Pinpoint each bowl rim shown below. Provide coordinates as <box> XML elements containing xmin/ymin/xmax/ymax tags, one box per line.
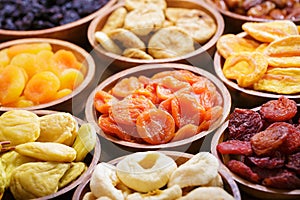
<box><xmin>4</xmin><ymin>110</ymin><xmax>101</xmax><ymax>200</ymax></box>
<box><xmin>85</xmin><ymin>63</ymin><xmax>231</xmax><ymax>149</ymax></box>
<box><xmin>211</xmin><ymin>109</ymin><xmax>300</xmax><ymax>198</ymax></box>
<box><xmin>72</xmin><ymin>150</ymin><xmax>241</xmax><ymax>200</ymax></box>
<box><xmin>0</xmin><ymin>37</ymin><xmax>96</xmax><ymax>112</ymax></box>
<box><xmin>205</xmin><ymin>0</ymin><xmax>300</xmax><ymax>23</ymax></box>
<box><xmin>0</xmin><ymin>0</ymin><xmax>117</xmax><ymax>36</ymax></box>
<box><xmin>213</xmin><ymin>32</ymin><xmax>300</xmax><ymax>100</ymax></box>
<box><xmin>87</xmin><ymin>0</ymin><xmax>225</xmax><ymax>64</ymax></box>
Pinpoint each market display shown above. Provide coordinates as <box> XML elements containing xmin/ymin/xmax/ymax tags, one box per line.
<box><xmin>216</xmin><ymin>97</ymin><xmax>300</xmax><ymax>190</ymax></box>
<box><xmin>211</xmin><ymin>0</ymin><xmax>300</xmax><ymax>20</ymax></box>
<box><xmin>0</xmin><ymin>42</ymin><xmax>85</xmax><ymax>107</ymax></box>
<box><xmin>94</xmin><ymin>0</ymin><xmax>217</xmax><ymax>59</ymax></box>
<box><xmin>94</xmin><ymin>69</ymin><xmax>224</xmax><ymax>144</ymax></box>
<box><xmin>84</xmin><ymin>151</ymin><xmax>235</xmax><ymax>200</ymax></box>
<box><xmin>217</xmin><ymin>20</ymin><xmax>300</xmax><ymax>94</ymax></box>
<box><xmin>0</xmin><ymin>110</ymin><xmax>97</xmax><ymax>199</ymax></box>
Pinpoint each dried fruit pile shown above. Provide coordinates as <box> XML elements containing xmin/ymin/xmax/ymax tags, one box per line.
<box><xmin>0</xmin><ymin>0</ymin><xmax>109</xmax><ymax>30</ymax></box>
<box><xmin>212</xmin><ymin>0</ymin><xmax>300</xmax><ymax>20</ymax></box>
<box><xmin>0</xmin><ymin>110</ymin><xmax>97</xmax><ymax>199</ymax></box>
<box><xmin>0</xmin><ymin>42</ymin><xmax>85</xmax><ymax>107</ymax></box>
<box><xmin>217</xmin><ymin>96</ymin><xmax>300</xmax><ymax>189</ymax></box>
<box><xmin>94</xmin><ymin>69</ymin><xmax>223</xmax><ymax>144</ymax></box>
<box><xmin>84</xmin><ymin>151</ymin><xmax>235</xmax><ymax>200</ymax></box>
<box><xmin>95</xmin><ymin>0</ymin><xmax>217</xmax><ymax>59</ymax></box>
<box><xmin>217</xmin><ymin>20</ymin><xmax>300</xmax><ymax>94</ymax></box>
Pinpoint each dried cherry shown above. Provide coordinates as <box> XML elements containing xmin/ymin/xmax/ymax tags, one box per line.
<box><xmin>227</xmin><ymin>160</ymin><xmax>260</xmax><ymax>183</ymax></box>
<box><xmin>262</xmin><ymin>170</ymin><xmax>300</xmax><ymax>189</ymax></box>
<box><xmin>260</xmin><ymin>96</ymin><xmax>297</xmax><ymax>122</ymax></box>
<box><xmin>217</xmin><ymin>140</ymin><xmax>253</xmax><ymax>156</ymax></box>
<box><xmin>250</xmin><ymin>122</ymin><xmax>290</xmax><ymax>156</ymax></box>
<box><xmin>228</xmin><ymin>108</ymin><xmax>263</xmax><ymax>141</ymax></box>
<box><xmin>286</xmin><ymin>152</ymin><xmax>300</xmax><ymax>175</ymax></box>
<box><xmin>248</xmin><ymin>151</ymin><xmax>285</xmax><ymax>169</ymax></box>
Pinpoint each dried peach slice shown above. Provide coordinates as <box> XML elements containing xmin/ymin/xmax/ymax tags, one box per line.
<box><xmin>242</xmin><ymin>20</ymin><xmax>299</xmax><ymax>43</ymax></box>
<box><xmin>7</xmin><ymin>43</ymin><xmax>52</xmax><ymax>58</ymax></box>
<box><xmin>223</xmin><ymin>52</ymin><xmax>268</xmax><ymax>87</ymax></box>
<box><xmin>216</xmin><ymin>34</ymin><xmax>260</xmax><ymax>59</ymax></box>
<box><xmin>0</xmin><ymin>65</ymin><xmax>27</xmax><ymax>105</ymax></box>
<box><xmin>264</xmin><ymin>35</ymin><xmax>300</xmax><ymax>57</ymax></box>
<box><xmin>253</xmin><ymin>67</ymin><xmax>300</xmax><ymax>94</ymax></box>
<box><xmin>24</xmin><ymin>71</ymin><xmax>60</xmax><ymax>104</ymax></box>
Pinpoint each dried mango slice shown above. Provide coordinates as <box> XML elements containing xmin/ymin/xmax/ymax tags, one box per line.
<box><xmin>264</xmin><ymin>35</ymin><xmax>300</xmax><ymax>57</ymax></box>
<box><xmin>242</xmin><ymin>20</ymin><xmax>299</xmax><ymax>43</ymax></box>
<box><xmin>253</xmin><ymin>67</ymin><xmax>300</xmax><ymax>94</ymax></box>
<box><xmin>216</xmin><ymin>34</ymin><xmax>260</xmax><ymax>59</ymax></box>
<box><xmin>223</xmin><ymin>52</ymin><xmax>268</xmax><ymax>88</ymax></box>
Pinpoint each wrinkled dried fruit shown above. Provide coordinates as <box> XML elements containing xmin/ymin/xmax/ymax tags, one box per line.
<box><xmin>223</xmin><ymin>52</ymin><xmax>268</xmax><ymax>87</ymax></box>
<box><xmin>58</xmin><ymin>162</ymin><xmax>87</xmax><ymax>188</ymax></box>
<box><xmin>262</xmin><ymin>170</ymin><xmax>300</xmax><ymax>189</ymax></box>
<box><xmin>248</xmin><ymin>152</ymin><xmax>285</xmax><ymax>169</ymax></box>
<box><xmin>286</xmin><ymin>152</ymin><xmax>300</xmax><ymax>175</ymax></box>
<box><xmin>217</xmin><ymin>140</ymin><xmax>253</xmax><ymax>155</ymax></box>
<box><xmin>264</xmin><ymin>35</ymin><xmax>300</xmax><ymax>57</ymax></box>
<box><xmin>227</xmin><ymin>160</ymin><xmax>260</xmax><ymax>183</ymax></box>
<box><xmin>260</xmin><ymin>96</ymin><xmax>297</xmax><ymax>122</ymax></box>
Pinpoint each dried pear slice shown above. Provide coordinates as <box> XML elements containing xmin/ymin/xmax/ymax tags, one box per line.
<box><xmin>10</xmin><ymin>162</ymin><xmax>70</xmax><ymax>200</ymax></box>
<box><xmin>102</xmin><ymin>7</ymin><xmax>127</xmax><ymax>33</ymax></box>
<box><xmin>95</xmin><ymin>31</ymin><xmax>122</xmax><ymax>55</ymax></box>
<box><xmin>58</xmin><ymin>162</ymin><xmax>87</xmax><ymax>188</ymax></box>
<box><xmin>15</xmin><ymin>142</ymin><xmax>76</xmax><ymax>162</ymax></box>
<box><xmin>242</xmin><ymin>20</ymin><xmax>299</xmax><ymax>43</ymax></box>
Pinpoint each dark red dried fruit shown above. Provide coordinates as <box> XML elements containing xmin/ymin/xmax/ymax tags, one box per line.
<box><xmin>279</xmin><ymin>125</ymin><xmax>300</xmax><ymax>154</ymax></box>
<box><xmin>252</xmin><ymin>166</ymin><xmax>284</xmax><ymax>180</ymax></box>
<box><xmin>286</xmin><ymin>152</ymin><xmax>300</xmax><ymax>175</ymax></box>
<box><xmin>228</xmin><ymin>108</ymin><xmax>263</xmax><ymax>141</ymax></box>
<box><xmin>262</xmin><ymin>170</ymin><xmax>300</xmax><ymax>189</ymax></box>
<box><xmin>260</xmin><ymin>96</ymin><xmax>297</xmax><ymax>122</ymax></box>
<box><xmin>248</xmin><ymin>151</ymin><xmax>285</xmax><ymax>169</ymax></box>
<box><xmin>217</xmin><ymin>140</ymin><xmax>253</xmax><ymax>156</ymax></box>
<box><xmin>250</xmin><ymin>122</ymin><xmax>290</xmax><ymax>156</ymax></box>
<box><xmin>227</xmin><ymin>160</ymin><xmax>261</xmax><ymax>183</ymax></box>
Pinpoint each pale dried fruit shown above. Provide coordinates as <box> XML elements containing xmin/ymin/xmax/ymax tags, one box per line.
<box><xmin>95</xmin><ymin>31</ymin><xmax>122</xmax><ymax>55</ymax></box>
<box><xmin>116</xmin><ymin>151</ymin><xmax>177</xmax><ymax>192</ymax></box>
<box><xmin>264</xmin><ymin>35</ymin><xmax>300</xmax><ymax>57</ymax></box>
<box><xmin>58</xmin><ymin>162</ymin><xmax>87</xmax><ymax>188</ymax></box>
<box><xmin>123</xmin><ymin>48</ymin><xmax>153</xmax><ymax>60</ymax></box>
<box><xmin>125</xmin><ymin>0</ymin><xmax>167</xmax><ymax>11</ymax></box>
<box><xmin>0</xmin><ymin>110</ymin><xmax>40</xmax><ymax>146</ymax></box>
<box><xmin>10</xmin><ymin>162</ymin><xmax>70</xmax><ymax>200</ymax></box>
<box><xmin>15</xmin><ymin>142</ymin><xmax>77</xmax><ymax>162</ymax></box>
<box><xmin>102</xmin><ymin>7</ymin><xmax>128</xmax><ymax>33</ymax></box>
<box><xmin>178</xmin><ymin>187</ymin><xmax>234</xmax><ymax>200</ymax></box>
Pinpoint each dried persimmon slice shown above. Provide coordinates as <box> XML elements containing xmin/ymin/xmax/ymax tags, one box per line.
<box><xmin>136</xmin><ymin>108</ymin><xmax>175</xmax><ymax>144</ymax></box>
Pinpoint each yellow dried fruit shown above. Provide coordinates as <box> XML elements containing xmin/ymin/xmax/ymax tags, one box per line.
<box><xmin>10</xmin><ymin>162</ymin><xmax>70</xmax><ymax>200</ymax></box>
<box><xmin>253</xmin><ymin>67</ymin><xmax>300</xmax><ymax>94</ymax></box>
<box><xmin>38</xmin><ymin>112</ymin><xmax>78</xmax><ymax>145</ymax></box>
<box><xmin>264</xmin><ymin>35</ymin><xmax>300</xmax><ymax>57</ymax></box>
<box><xmin>223</xmin><ymin>52</ymin><xmax>268</xmax><ymax>87</ymax></box>
<box><xmin>58</xmin><ymin>162</ymin><xmax>87</xmax><ymax>188</ymax></box>
<box><xmin>15</xmin><ymin>142</ymin><xmax>77</xmax><ymax>162</ymax></box>
<box><xmin>0</xmin><ymin>110</ymin><xmax>40</xmax><ymax>146</ymax></box>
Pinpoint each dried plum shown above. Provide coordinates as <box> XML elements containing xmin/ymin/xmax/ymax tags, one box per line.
<box><xmin>228</xmin><ymin>108</ymin><xmax>263</xmax><ymax>141</ymax></box>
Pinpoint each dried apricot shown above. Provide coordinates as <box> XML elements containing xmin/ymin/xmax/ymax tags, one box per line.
<box><xmin>94</xmin><ymin>90</ymin><xmax>118</xmax><ymax>114</ymax></box>
<box><xmin>136</xmin><ymin>108</ymin><xmax>175</xmax><ymax>144</ymax></box>
<box><xmin>7</xmin><ymin>43</ymin><xmax>52</xmax><ymax>58</ymax></box>
<box><xmin>55</xmin><ymin>89</ymin><xmax>72</xmax><ymax>100</ymax></box>
<box><xmin>24</xmin><ymin>71</ymin><xmax>60</xmax><ymax>104</ymax></box>
<box><xmin>53</xmin><ymin>50</ymin><xmax>82</xmax><ymax>71</ymax></box>
<box><xmin>223</xmin><ymin>52</ymin><xmax>268</xmax><ymax>87</ymax></box>
<box><xmin>0</xmin><ymin>65</ymin><xmax>27</xmax><ymax>105</ymax></box>
<box><xmin>10</xmin><ymin>53</ymin><xmax>38</xmax><ymax>78</ymax></box>
<box><xmin>59</xmin><ymin>68</ymin><xmax>84</xmax><ymax>90</ymax></box>
<box><xmin>0</xmin><ymin>49</ymin><xmax>10</xmax><ymax>68</ymax></box>
<box><xmin>111</xmin><ymin>76</ymin><xmax>143</xmax><ymax>98</ymax></box>
<box><xmin>172</xmin><ymin>124</ymin><xmax>199</xmax><ymax>141</ymax></box>
<box><xmin>35</xmin><ymin>50</ymin><xmax>57</xmax><ymax>74</ymax></box>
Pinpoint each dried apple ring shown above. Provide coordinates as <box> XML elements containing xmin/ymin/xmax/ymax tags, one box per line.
<box><xmin>0</xmin><ymin>65</ymin><xmax>27</xmax><ymax>105</ymax></box>
<box><xmin>264</xmin><ymin>35</ymin><xmax>300</xmax><ymax>57</ymax></box>
<box><xmin>242</xmin><ymin>20</ymin><xmax>299</xmax><ymax>43</ymax></box>
<box><xmin>253</xmin><ymin>67</ymin><xmax>300</xmax><ymax>94</ymax></box>
<box><xmin>136</xmin><ymin>108</ymin><xmax>175</xmax><ymax>144</ymax></box>
<box><xmin>223</xmin><ymin>52</ymin><xmax>268</xmax><ymax>88</ymax></box>
<box><xmin>216</xmin><ymin>34</ymin><xmax>260</xmax><ymax>59</ymax></box>
<box><xmin>24</xmin><ymin>71</ymin><xmax>60</xmax><ymax>104</ymax></box>
<box><xmin>124</xmin><ymin>5</ymin><xmax>165</xmax><ymax>36</ymax></box>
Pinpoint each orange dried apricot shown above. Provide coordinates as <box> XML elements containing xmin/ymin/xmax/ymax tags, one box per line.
<box><xmin>223</xmin><ymin>52</ymin><xmax>268</xmax><ymax>87</ymax></box>
<box><xmin>59</xmin><ymin>68</ymin><xmax>84</xmax><ymax>90</ymax></box>
<box><xmin>53</xmin><ymin>49</ymin><xmax>82</xmax><ymax>71</ymax></box>
<box><xmin>24</xmin><ymin>71</ymin><xmax>60</xmax><ymax>104</ymax></box>
<box><xmin>35</xmin><ymin>50</ymin><xmax>58</xmax><ymax>74</ymax></box>
<box><xmin>10</xmin><ymin>53</ymin><xmax>39</xmax><ymax>78</ymax></box>
<box><xmin>0</xmin><ymin>65</ymin><xmax>27</xmax><ymax>105</ymax></box>
<box><xmin>4</xmin><ymin>96</ymin><xmax>34</xmax><ymax>108</ymax></box>
<box><xmin>0</xmin><ymin>49</ymin><xmax>10</xmax><ymax>68</ymax></box>
<box><xmin>172</xmin><ymin>124</ymin><xmax>199</xmax><ymax>141</ymax></box>
<box><xmin>7</xmin><ymin>43</ymin><xmax>52</xmax><ymax>58</ymax></box>
<box><xmin>55</xmin><ymin>89</ymin><xmax>72</xmax><ymax>100</ymax></box>
<box><xmin>111</xmin><ymin>76</ymin><xmax>143</xmax><ymax>98</ymax></box>
<box><xmin>242</xmin><ymin>20</ymin><xmax>299</xmax><ymax>43</ymax></box>
<box><xmin>216</xmin><ymin>34</ymin><xmax>260</xmax><ymax>59</ymax></box>
<box><xmin>94</xmin><ymin>90</ymin><xmax>117</xmax><ymax>114</ymax></box>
